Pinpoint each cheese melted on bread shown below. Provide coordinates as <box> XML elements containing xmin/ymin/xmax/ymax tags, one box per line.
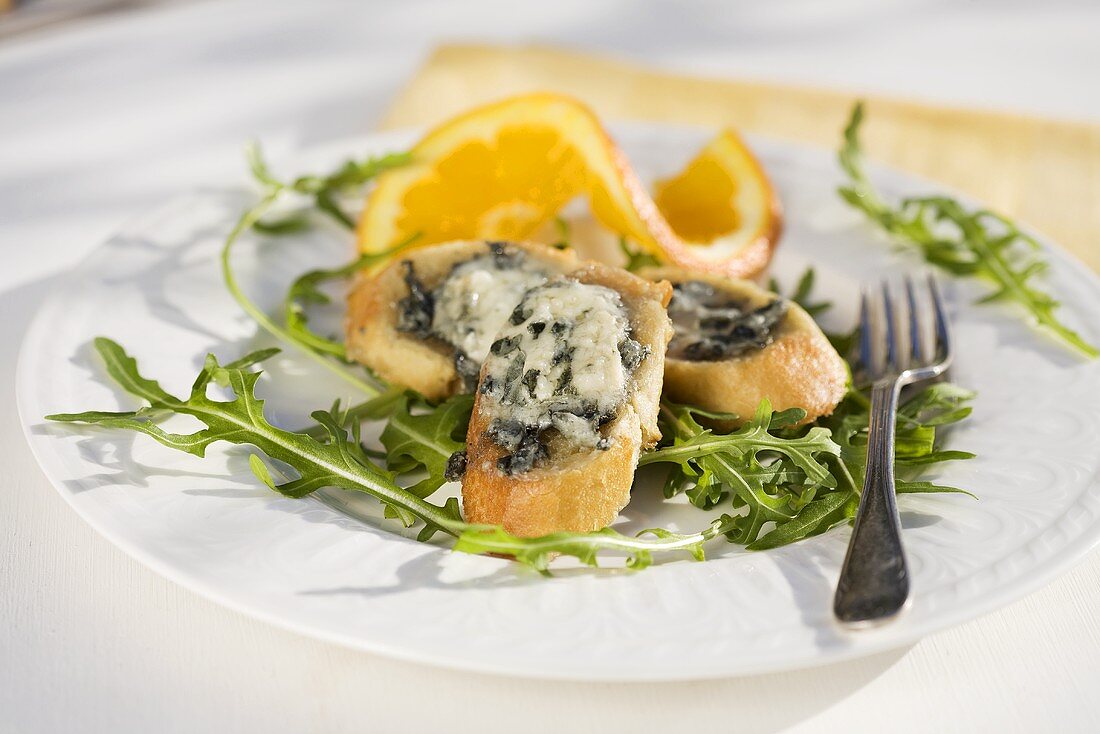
<box><xmin>667</xmin><ymin>280</ymin><xmax>788</xmax><ymax>360</ymax></box>
<box><xmin>477</xmin><ymin>280</ymin><xmax>649</xmax><ymax>475</ymax></box>
<box><xmin>395</xmin><ymin>243</ymin><xmax>555</xmax><ymax>388</ymax></box>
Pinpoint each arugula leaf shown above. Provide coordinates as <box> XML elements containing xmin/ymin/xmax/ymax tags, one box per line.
<box><xmin>770</xmin><ymin>268</ymin><xmax>858</xmax><ymax>357</ymax></box>
<box><xmin>769</xmin><ymin>268</ymin><xmax>832</xmax><ymax>317</ymax></box>
<box><xmin>618</xmin><ymin>236</ymin><xmax>662</xmax><ymax>272</ymax></box>
<box><xmin>454</xmin><ymin>522</ymin><xmax>719</xmax><ymax>573</ymax></box>
<box><xmin>747</xmin><ymin>491</ymin><xmax>853</xmax><ymax>551</ymax></box>
<box><xmin>221</xmin><ymin>145</ymin><xmax>412</xmax><ymax>397</ymax></box>
<box><xmin>550</xmin><ymin>217</ymin><xmax>571</xmax><ymax>250</ymax></box>
<box><xmin>283</xmin><ymin>263</ymin><xmax>355</xmax><ymax>359</ymax></box>
<box><xmin>821</xmin><ymin>382</ymin><xmax>976</xmax><ymax>500</ymax></box>
<box><xmin>48</xmin><ymin>338</ymin><xmax>462</xmax><ymax>534</ymax></box>
<box><xmin>251</xmin><ymin>215</ymin><xmax>311</xmax><ymax>236</ymax></box>
<box><xmin>380</xmin><ymin>392</ymin><xmax>473</xmax><ymax>499</ymax></box>
<box><xmin>246</xmin><ymin>142</ymin><xmax>412</xmax><ymax>232</ymax></box>
<box><xmin>644</xmin><ymin>376</ymin><xmax>975</xmax><ymax>550</ymax></box>
<box><xmin>283</xmin><ymin>235</ymin><xmax>421</xmax><ymax>361</ymax></box>
<box><xmin>221</xmin><ymin>195</ymin><xmax>385</xmax><ymax>397</ymax></box>
<box><xmin>642</xmin><ymin>400</ymin><xmax>841</xmax><ymax>545</ymax></box>
<box><xmin>49</xmin><ymin>338</ymin><xmax>768</xmax><ymax>570</ymax></box>
<box><xmin>838</xmin><ymin>101</ymin><xmax>1097</xmax><ymax>358</ymax></box>
<box><xmin>643</xmin><ymin>400</ymin><xmax>838</xmax><ymax>487</ymax></box>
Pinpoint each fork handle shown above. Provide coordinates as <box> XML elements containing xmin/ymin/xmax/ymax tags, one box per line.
<box><xmin>833</xmin><ymin>379</ymin><xmax>911</xmax><ymax>626</ymax></box>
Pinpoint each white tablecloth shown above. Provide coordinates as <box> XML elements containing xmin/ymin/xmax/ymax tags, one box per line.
<box><xmin>3</xmin><ymin>1</ymin><xmax>1099</xmax><ymax>731</ymax></box>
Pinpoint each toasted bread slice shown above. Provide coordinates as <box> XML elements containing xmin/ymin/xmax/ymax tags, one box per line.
<box><xmin>345</xmin><ymin>240</ymin><xmax>579</xmax><ymax>401</ymax></box>
<box><xmin>461</xmin><ymin>264</ymin><xmax>673</xmax><ymax>537</ymax></box>
<box><xmin>638</xmin><ymin>266</ymin><xmax>846</xmax><ymax>425</ymax></box>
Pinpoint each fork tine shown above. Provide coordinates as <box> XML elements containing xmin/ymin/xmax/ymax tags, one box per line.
<box><xmin>905</xmin><ymin>275</ymin><xmax>924</xmax><ymax>365</ymax></box>
<box><xmin>881</xmin><ymin>280</ymin><xmax>903</xmax><ymax>372</ymax></box>
<box><xmin>859</xmin><ymin>286</ymin><xmax>876</xmax><ymax>379</ymax></box>
<box><xmin>927</xmin><ymin>274</ymin><xmax>953</xmax><ymax>366</ymax></box>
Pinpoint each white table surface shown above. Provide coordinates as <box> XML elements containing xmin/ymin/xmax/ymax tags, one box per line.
<box><xmin>3</xmin><ymin>1</ymin><xmax>1099</xmax><ymax>731</ymax></box>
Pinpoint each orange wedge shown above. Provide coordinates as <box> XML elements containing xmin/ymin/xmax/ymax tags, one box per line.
<box><xmin>653</xmin><ymin>129</ymin><xmax>782</xmax><ymax>277</ymax></box>
<box><xmin>357</xmin><ymin>92</ymin><xmax>780</xmax><ymax>278</ymax></box>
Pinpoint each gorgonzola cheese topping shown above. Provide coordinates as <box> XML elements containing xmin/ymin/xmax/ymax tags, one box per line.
<box><xmin>479</xmin><ymin>280</ymin><xmax>649</xmax><ymax>475</ymax></box>
<box><xmin>432</xmin><ymin>254</ymin><xmax>550</xmax><ymax>365</ymax></box>
<box><xmin>667</xmin><ymin>280</ymin><xmax>788</xmax><ymax>361</ymax></box>
<box><xmin>395</xmin><ymin>242</ymin><xmax>554</xmax><ymax>389</ymax></box>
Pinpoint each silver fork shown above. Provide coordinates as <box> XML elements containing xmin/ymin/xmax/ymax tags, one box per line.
<box><xmin>833</xmin><ymin>274</ymin><xmax>954</xmax><ymax>627</ymax></box>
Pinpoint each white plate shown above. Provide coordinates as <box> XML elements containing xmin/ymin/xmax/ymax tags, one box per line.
<box><xmin>17</xmin><ymin>124</ymin><xmax>1100</xmax><ymax>680</ymax></box>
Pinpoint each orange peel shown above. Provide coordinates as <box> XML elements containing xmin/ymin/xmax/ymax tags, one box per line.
<box><xmin>653</xmin><ymin>129</ymin><xmax>782</xmax><ymax>278</ymax></box>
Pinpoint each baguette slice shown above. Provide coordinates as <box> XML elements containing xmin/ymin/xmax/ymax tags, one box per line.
<box><xmin>638</xmin><ymin>266</ymin><xmax>846</xmax><ymax>425</ymax></box>
<box><xmin>462</xmin><ymin>264</ymin><xmax>673</xmax><ymax>537</ymax></box>
<box><xmin>345</xmin><ymin>240</ymin><xmax>579</xmax><ymax>401</ymax></box>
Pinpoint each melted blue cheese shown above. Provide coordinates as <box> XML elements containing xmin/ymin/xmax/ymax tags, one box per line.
<box><xmin>667</xmin><ymin>280</ymin><xmax>788</xmax><ymax>361</ymax></box>
<box><xmin>431</xmin><ymin>252</ymin><xmax>553</xmax><ymax>364</ymax></box>
<box><xmin>479</xmin><ymin>280</ymin><xmax>648</xmax><ymax>475</ymax></box>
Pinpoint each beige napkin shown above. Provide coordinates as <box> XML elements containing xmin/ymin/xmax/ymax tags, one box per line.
<box><xmin>383</xmin><ymin>44</ymin><xmax>1100</xmax><ymax>273</ymax></box>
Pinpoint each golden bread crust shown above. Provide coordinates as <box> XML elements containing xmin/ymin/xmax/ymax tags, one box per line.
<box><xmin>638</xmin><ymin>266</ymin><xmax>847</xmax><ymax>425</ymax></box>
<box><xmin>461</xmin><ymin>264</ymin><xmax>673</xmax><ymax>537</ymax></box>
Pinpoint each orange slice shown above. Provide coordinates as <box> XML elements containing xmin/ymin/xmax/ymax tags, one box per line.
<box><xmin>357</xmin><ymin>92</ymin><xmax>780</xmax><ymax>278</ymax></box>
<box><xmin>358</xmin><ymin>93</ymin><xmax>674</xmax><ymax>256</ymax></box>
<box><xmin>653</xmin><ymin>129</ymin><xmax>782</xmax><ymax>278</ymax></box>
